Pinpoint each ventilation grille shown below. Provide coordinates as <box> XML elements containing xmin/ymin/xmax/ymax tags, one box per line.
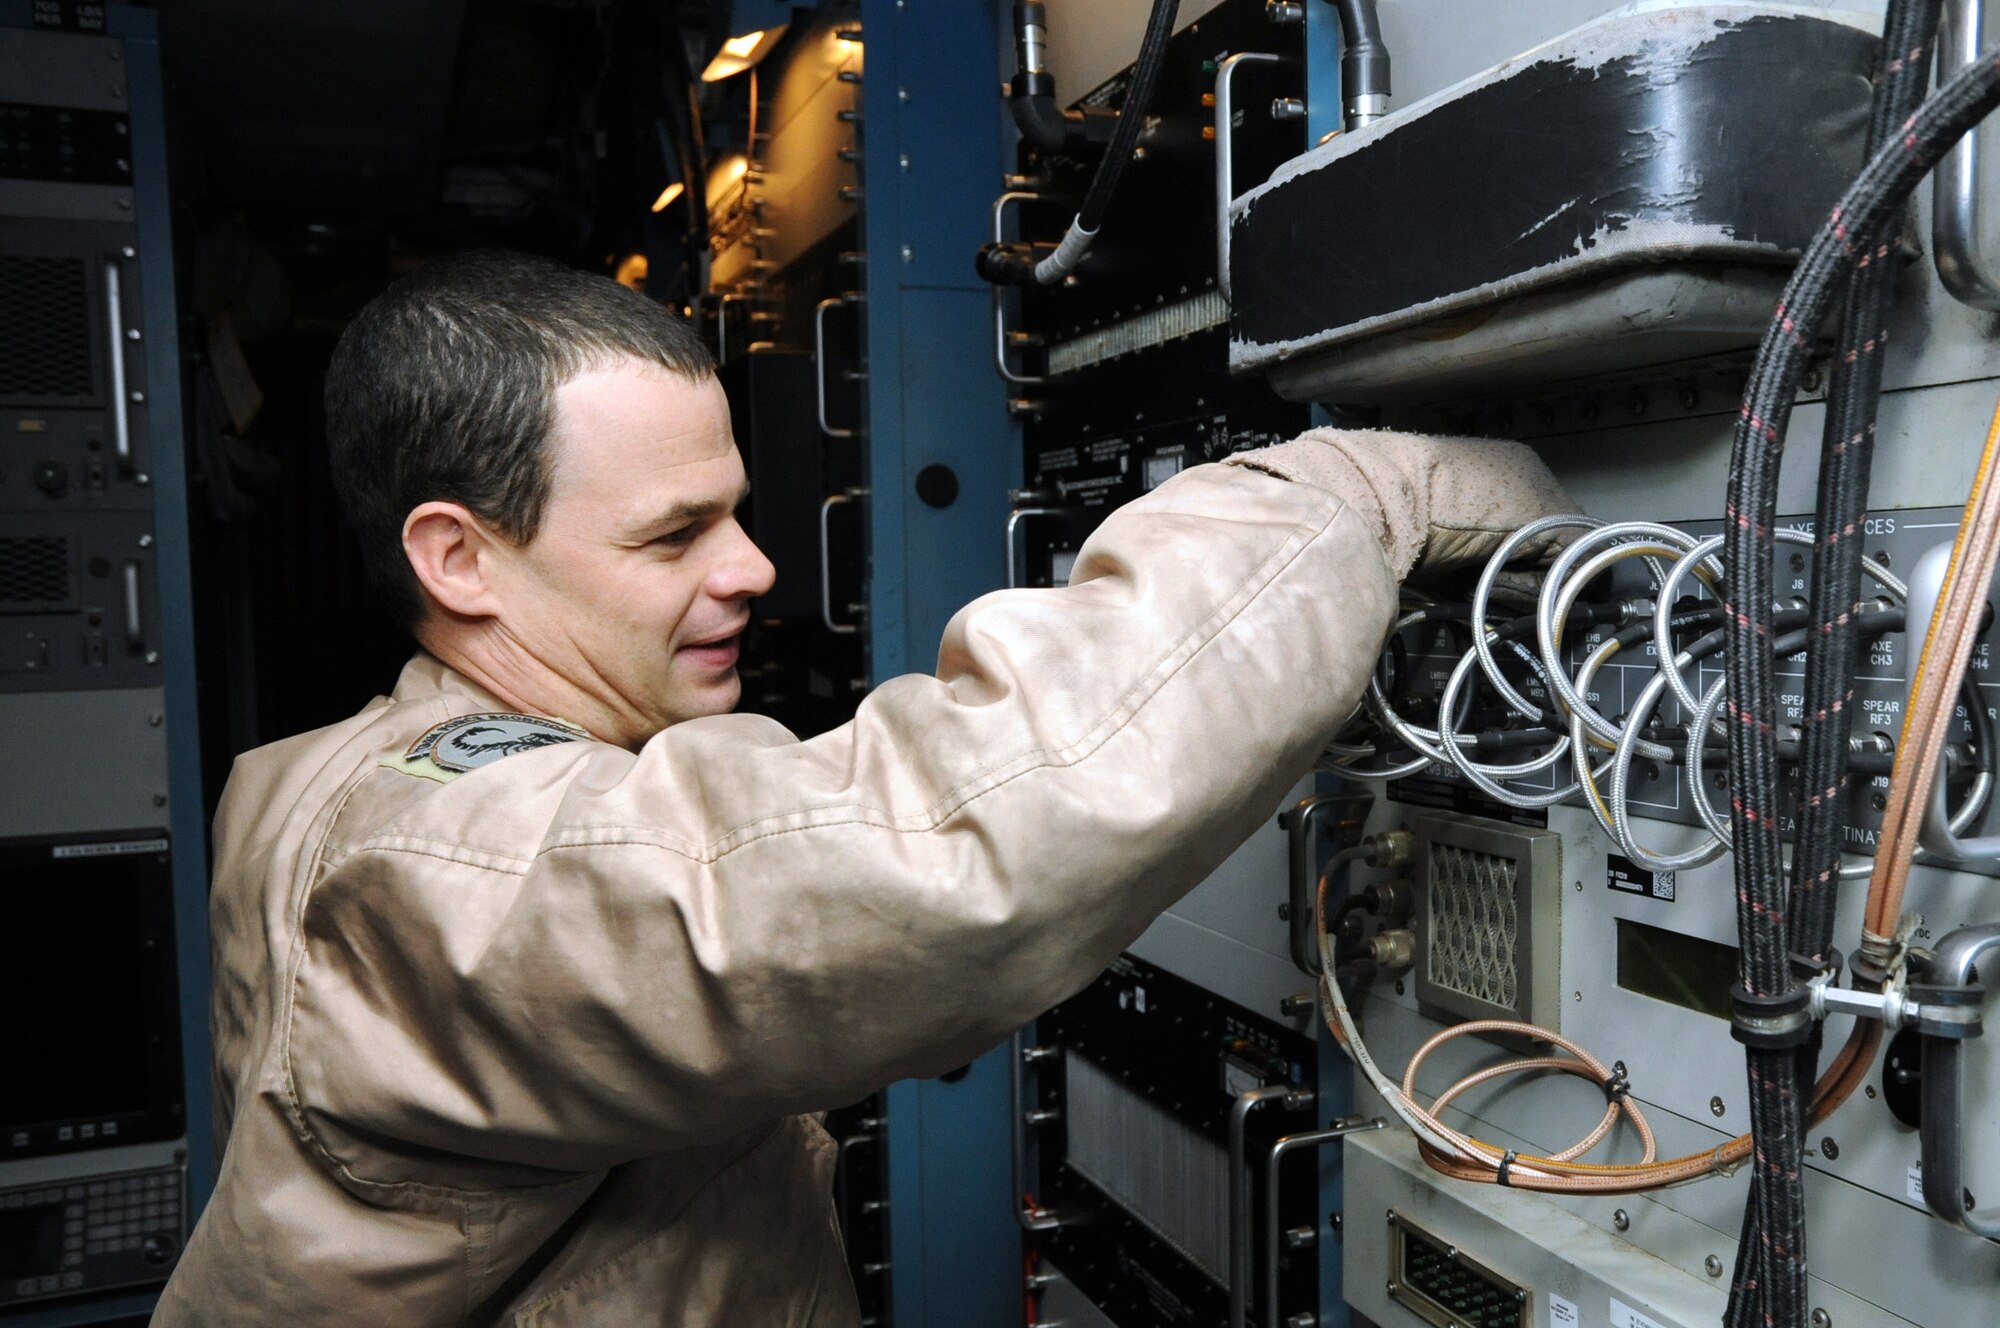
<box><xmin>1064</xmin><ymin>1051</ymin><xmax>1229</xmax><ymax>1284</ymax></box>
<box><xmin>1425</xmin><ymin>844</ymin><xmax>1520</xmax><ymax>1009</ymax></box>
<box><xmin>1047</xmin><ymin>289</ymin><xmax>1229</xmax><ymax>376</ymax></box>
<box><xmin>0</xmin><ymin>256</ymin><xmax>94</xmax><ymax>401</ymax></box>
<box><xmin>0</xmin><ymin>535</ymin><xmax>73</xmax><ymax>610</ymax></box>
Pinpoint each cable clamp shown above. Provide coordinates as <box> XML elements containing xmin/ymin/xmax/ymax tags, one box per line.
<box><xmin>1708</xmin><ymin>1143</ymin><xmax>1744</xmax><ymax>1178</ymax></box>
<box><xmin>1729</xmin><ymin>983</ymin><xmax>1814</xmax><ymax>1049</ymax></box>
<box><xmin>1495</xmin><ymin>1149</ymin><xmax>1517</xmax><ymax>1188</ymax></box>
<box><xmin>1601</xmin><ymin>1060</ymin><xmax>1632</xmax><ymax>1105</ymax></box>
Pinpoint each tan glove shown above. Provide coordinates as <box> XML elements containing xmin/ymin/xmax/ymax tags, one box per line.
<box><xmin>1223</xmin><ymin>427</ymin><xmax>1578</xmax><ymax>582</ymax></box>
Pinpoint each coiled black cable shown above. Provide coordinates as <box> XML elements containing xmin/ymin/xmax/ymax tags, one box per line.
<box><xmin>1722</xmin><ymin>20</ymin><xmax>2000</xmax><ymax>1326</ymax></box>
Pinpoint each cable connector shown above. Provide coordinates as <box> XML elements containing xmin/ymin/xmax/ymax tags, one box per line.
<box><xmin>1362</xmin><ymin>829</ymin><xmax>1413</xmax><ymax>869</ymax></box>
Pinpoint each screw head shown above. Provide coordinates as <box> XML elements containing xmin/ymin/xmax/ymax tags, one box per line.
<box><xmin>1612</xmin><ymin>1208</ymin><xmax>1630</xmax><ymax>1232</ymax></box>
<box><xmin>1820</xmin><ymin>1136</ymin><xmax>1840</xmax><ymax>1161</ymax></box>
<box><xmin>1705</xmin><ymin>1254</ymin><xmax>1724</xmax><ymax>1278</ymax></box>
<box><xmin>1810</xmin><ymin>1310</ymin><xmax>1832</xmax><ymax>1328</ymax></box>
<box><xmin>1710</xmin><ymin>1096</ymin><xmax>1727</xmax><ymax>1117</ymax></box>
<box><xmin>1393</xmin><ymin>979</ymin><xmax>1406</xmax><ymax>996</ymax></box>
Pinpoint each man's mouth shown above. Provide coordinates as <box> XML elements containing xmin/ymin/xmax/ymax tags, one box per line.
<box><xmin>680</xmin><ymin>625</ymin><xmax>747</xmax><ymax>669</ymax></box>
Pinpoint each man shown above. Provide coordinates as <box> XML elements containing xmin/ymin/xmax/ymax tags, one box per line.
<box><xmin>156</xmin><ymin>249</ymin><xmax>1571</xmax><ymax>1324</ymax></box>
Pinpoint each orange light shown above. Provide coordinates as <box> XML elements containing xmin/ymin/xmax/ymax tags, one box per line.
<box><xmin>701</xmin><ymin>26</ymin><xmax>786</xmax><ymax>81</ymax></box>
<box><xmin>650</xmin><ymin>181</ymin><xmax>685</xmax><ymax>213</ymax></box>
<box><xmin>613</xmin><ymin>253</ymin><xmax>649</xmax><ymax>291</ymax></box>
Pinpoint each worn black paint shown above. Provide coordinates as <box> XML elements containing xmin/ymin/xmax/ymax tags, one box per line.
<box><xmin>1230</xmin><ymin>15</ymin><xmax>1878</xmax><ymax>351</ymax></box>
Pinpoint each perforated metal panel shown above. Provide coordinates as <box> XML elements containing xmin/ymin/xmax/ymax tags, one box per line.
<box><xmin>0</xmin><ymin>533</ymin><xmax>73</xmax><ymax>611</ymax></box>
<box><xmin>1426</xmin><ymin>843</ymin><xmax>1521</xmax><ymax>1011</ymax></box>
<box><xmin>0</xmin><ymin>255</ymin><xmax>94</xmax><ymax>402</ymax></box>
<box><xmin>1412</xmin><ymin>813</ymin><xmax>1562</xmax><ymax>1027</ymax></box>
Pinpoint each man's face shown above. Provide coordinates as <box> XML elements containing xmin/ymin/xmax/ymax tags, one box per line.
<box><xmin>486</xmin><ymin>356</ymin><xmax>774</xmax><ymax>745</ymax></box>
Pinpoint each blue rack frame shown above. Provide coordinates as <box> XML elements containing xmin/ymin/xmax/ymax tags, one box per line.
<box><xmin>0</xmin><ymin>4</ymin><xmax>213</xmax><ymax>1325</ymax></box>
<box><xmin>858</xmin><ymin>1</ymin><xmax>1022</xmax><ymax>1322</ymax></box>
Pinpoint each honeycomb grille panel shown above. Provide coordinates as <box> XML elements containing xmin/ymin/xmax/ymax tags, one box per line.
<box><xmin>0</xmin><ymin>256</ymin><xmax>94</xmax><ymax>400</ymax></box>
<box><xmin>0</xmin><ymin>535</ymin><xmax>73</xmax><ymax>609</ymax></box>
<box><xmin>1426</xmin><ymin>844</ymin><xmax>1519</xmax><ymax>1009</ymax></box>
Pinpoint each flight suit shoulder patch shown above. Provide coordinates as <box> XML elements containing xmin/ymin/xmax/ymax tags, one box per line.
<box><xmin>379</xmin><ymin>711</ymin><xmax>590</xmax><ymax>783</ymax></box>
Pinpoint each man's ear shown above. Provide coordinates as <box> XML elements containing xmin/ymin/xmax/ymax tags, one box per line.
<box><xmin>403</xmin><ymin>502</ymin><xmax>505</xmax><ymax>620</ymax></box>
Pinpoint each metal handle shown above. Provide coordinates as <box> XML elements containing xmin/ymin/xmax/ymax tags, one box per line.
<box><xmin>1262</xmin><ymin>1119</ymin><xmax>1384</xmax><ymax>1328</ymax></box>
<box><xmin>819</xmin><ymin>487</ymin><xmax>868</xmax><ymax>634</ymax></box>
<box><xmin>121</xmin><ymin>559</ymin><xmax>143</xmax><ymax>650</ymax></box>
<box><xmin>993</xmin><ymin>191</ymin><xmax>1045</xmax><ymax>384</ymax></box>
<box><xmin>1285</xmin><ymin>794</ymin><xmax>1353</xmax><ymax>978</ymax></box>
<box><xmin>104</xmin><ymin>256</ymin><xmax>133</xmax><ymax>468</ymax></box>
<box><xmin>816</xmin><ymin>296</ymin><xmax>861</xmax><ymax>438</ymax></box>
<box><xmin>834</xmin><ymin>1131</ymin><xmax>880</xmax><ymax>1223</ymax></box>
<box><xmin>1920</xmin><ymin>922</ymin><xmax>2000</xmax><ymax>1237</ymax></box>
<box><xmin>1010</xmin><ymin>1030</ymin><xmax>1063</xmax><ymax>1231</ymax></box>
<box><xmin>1228</xmin><ymin>1084</ymin><xmax>1311</xmax><ymax>1328</ymax></box>
<box><xmin>1215</xmin><ymin>53</ymin><xmax>1280</xmax><ymax>303</ymax></box>
<box><xmin>1935</xmin><ymin>0</ymin><xmax>2000</xmax><ymax>310</ymax></box>
<box><xmin>1005</xmin><ymin>508</ymin><xmax>1063</xmax><ymax>589</ymax></box>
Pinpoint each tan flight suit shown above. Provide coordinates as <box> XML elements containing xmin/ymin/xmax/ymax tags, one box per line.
<box><xmin>153</xmin><ymin>434</ymin><xmax>1565</xmax><ymax>1325</ymax></box>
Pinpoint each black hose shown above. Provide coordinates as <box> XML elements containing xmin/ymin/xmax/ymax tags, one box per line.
<box><xmin>1076</xmin><ymin>0</ymin><xmax>1178</xmax><ymax>235</ymax></box>
<box><xmin>1721</xmin><ymin>19</ymin><xmax>1996</xmax><ymax>1327</ymax></box>
<box><xmin>1328</xmin><ymin>0</ymin><xmax>1391</xmax><ymax>129</ymax></box>
<box><xmin>978</xmin><ymin>0</ymin><xmax>1181</xmax><ymax>286</ymax></box>
<box><xmin>1743</xmin><ymin>8</ymin><xmax>1941</xmax><ymax>1317</ymax></box>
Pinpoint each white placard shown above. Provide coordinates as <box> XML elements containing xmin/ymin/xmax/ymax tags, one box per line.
<box><xmin>1611</xmin><ymin>1297</ymin><xmax>1669</xmax><ymax>1328</ymax></box>
<box><xmin>1549</xmin><ymin>1292</ymin><xmax>1579</xmax><ymax>1328</ymax></box>
<box><xmin>1907</xmin><ymin>1160</ymin><xmax>1925</xmax><ymax>1205</ymax></box>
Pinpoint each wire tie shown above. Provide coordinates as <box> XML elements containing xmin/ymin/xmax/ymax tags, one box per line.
<box><xmin>1495</xmin><ymin>1150</ymin><xmax>1518</xmax><ymax>1187</ymax></box>
<box><xmin>1709</xmin><ymin>1143</ymin><xmax>1743</xmax><ymax>1178</ymax></box>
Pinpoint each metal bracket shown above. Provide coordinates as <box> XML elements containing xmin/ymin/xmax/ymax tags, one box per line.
<box><xmin>1214</xmin><ymin>53</ymin><xmax>1280</xmax><ymax>302</ymax></box>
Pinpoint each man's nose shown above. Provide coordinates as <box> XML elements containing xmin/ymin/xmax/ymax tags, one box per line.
<box><xmin>715</xmin><ymin>520</ymin><xmax>777</xmax><ymax>600</ymax></box>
